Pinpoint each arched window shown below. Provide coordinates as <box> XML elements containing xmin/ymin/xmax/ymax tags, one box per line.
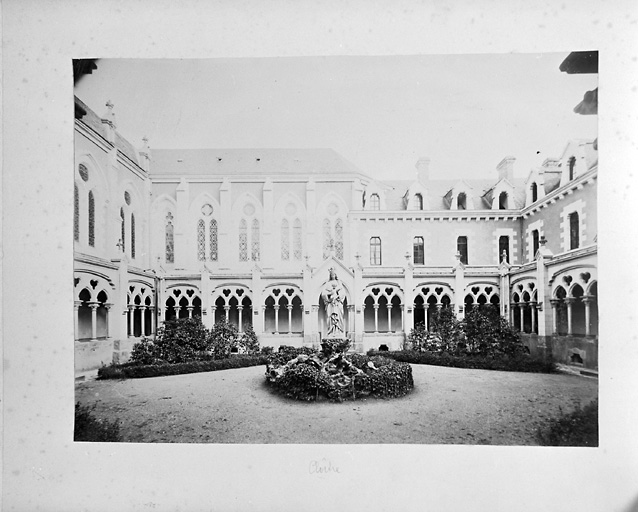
<box><xmin>499</xmin><ymin>235</ymin><xmax>509</xmax><ymax>263</ymax></box>
<box><xmin>369</xmin><ymin>193</ymin><xmax>380</xmax><ymax>211</ymax></box>
<box><xmin>293</xmin><ymin>218</ymin><xmax>302</xmax><ymax>260</ymax></box>
<box><xmin>531</xmin><ymin>182</ymin><xmax>538</xmax><ymax>203</ymax></box>
<box><xmin>281</xmin><ymin>219</ymin><xmax>290</xmax><ymax>260</ymax></box>
<box><xmin>457</xmin><ymin>236</ymin><xmax>468</xmax><ymax>264</ymax></box>
<box><xmin>130</xmin><ymin>213</ymin><xmax>136</xmax><ymax>259</ymax></box>
<box><xmin>569</xmin><ymin>156</ymin><xmax>576</xmax><ymax>180</ymax></box>
<box><xmin>209</xmin><ymin>219</ymin><xmax>218</xmax><ymax>261</ymax></box>
<box><xmin>88</xmin><ymin>190</ymin><xmax>95</xmax><ymax>247</ymax></box>
<box><xmin>334</xmin><ymin>218</ymin><xmax>344</xmax><ymax>259</ymax></box>
<box><xmin>239</xmin><ymin>219</ymin><xmax>248</xmax><ymax>261</ymax></box>
<box><xmin>414</xmin><ymin>193</ymin><xmax>423</xmax><ymax>210</ymax></box>
<box><xmin>569</xmin><ymin>212</ymin><xmax>579</xmax><ymax>250</ymax></box>
<box><xmin>532</xmin><ymin>229</ymin><xmax>539</xmax><ymax>259</ymax></box>
<box><xmin>120</xmin><ymin>208</ymin><xmax>125</xmax><ymax>253</ymax></box>
<box><xmin>197</xmin><ymin>219</ymin><xmax>206</xmax><ymax>261</ymax></box>
<box><xmin>370</xmin><ymin>237</ymin><xmax>382</xmax><ymax>265</ymax></box>
<box><xmin>74</xmin><ymin>184</ymin><xmax>79</xmax><ymax>242</ymax></box>
<box><xmin>165</xmin><ymin>213</ymin><xmax>174</xmax><ymax>263</ymax></box>
<box><xmin>413</xmin><ymin>236</ymin><xmax>424</xmax><ymax>265</ymax></box>
<box><xmin>322</xmin><ymin>218</ymin><xmax>332</xmax><ymax>259</ymax></box>
<box><xmin>499</xmin><ymin>191</ymin><xmax>508</xmax><ymax>210</ymax></box>
<box><xmin>251</xmin><ymin>218</ymin><xmax>260</xmax><ymax>261</ymax></box>
<box><xmin>457</xmin><ymin>192</ymin><xmax>467</xmax><ymax>210</ymax></box>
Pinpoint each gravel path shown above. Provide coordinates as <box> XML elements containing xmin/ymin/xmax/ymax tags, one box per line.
<box><xmin>75</xmin><ymin>364</ymin><xmax>598</xmax><ymax>445</ymax></box>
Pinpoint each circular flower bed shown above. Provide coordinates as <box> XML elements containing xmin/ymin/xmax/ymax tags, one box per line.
<box><xmin>265</xmin><ymin>341</ymin><xmax>414</xmax><ymax>402</ymax></box>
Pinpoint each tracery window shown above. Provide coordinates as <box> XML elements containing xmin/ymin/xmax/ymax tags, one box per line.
<box><xmin>281</xmin><ymin>219</ymin><xmax>290</xmax><ymax>260</ymax></box>
<box><xmin>251</xmin><ymin>219</ymin><xmax>260</xmax><ymax>261</ymax></box>
<box><xmin>369</xmin><ymin>193</ymin><xmax>380</xmax><ymax>211</ymax></box>
<box><xmin>322</xmin><ymin>218</ymin><xmax>332</xmax><ymax>259</ymax></box>
<box><xmin>79</xmin><ymin>163</ymin><xmax>89</xmax><ymax>182</ymax></box>
<box><xmin>131</xmin><ymin>213</ymin><xmax>136</xmax><ymax>259</ymax></box>
<box><xmin>209</xmin><ymin>219</ymin><xmax>218</xmax><ymax>261</ymax></box>
<box><xmin>239</xmin><ymin>219</ymin><xmax>248</xmax><ymax>261</ymax></box>
<box><xmin>197</xmin><ymin>219</ymin><xmax>206</xmax><ymax>261</ymax></box>
<box><xmin>88</xmin><ymin>190</ymin><xmax>95</xmax><ymax>247</ymax></box>
<box><xmin>334</xmin><ymin>218</ymin><xmax>344</xmax><ymax>259</ymax></box>
<box><xmin>370</xmin><ymin>237</ymin><xmax>382</xmax><ymax>265</ymax></box>
<box><xmin>74</xmin><ymin>184</ymin><xmax>79</xmax><ymax>241</ymax></box>
<box><xmin>293</xmin><ymin>219</ymin><xmax>302</xmax><ymax>260</ymax></box>
<box><xmin>165</xmin><ymin>213</ymin><xmax>174</xmax><ymax>263</ymax></box>
<box><xmin>413</xmin><ymin>236</ymin><xmax>424</xmax><ymax>265</ymax></box>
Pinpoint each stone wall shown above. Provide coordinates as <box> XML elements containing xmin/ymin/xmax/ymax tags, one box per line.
<box><xmin>522</xmin><ymin>333</ymin><xmax>598</xmax><ymax>370</ymax></box>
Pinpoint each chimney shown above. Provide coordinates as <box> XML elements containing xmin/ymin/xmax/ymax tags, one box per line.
<box><xmin>101</xmin><ymin>100</ymin><xmax>117</xmax><ymax>143</ymax></box>
<box><xmin>496</xmin><ymin>156</ymin><xmax>515</xmax><ymax>182</ymax></box>
<box><xmin>416</xmin><ymin>157</ymin><xmax>430</xmax><ymax>184</ymax></box>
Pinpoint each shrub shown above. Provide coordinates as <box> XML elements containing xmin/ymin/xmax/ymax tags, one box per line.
<box><xmin>129</xmin><ymin>336</ymin><xmax>162</xmax><ymax>365</ymax></box>
<box><xmin>208</xmin><ymin>320</ymin><xmax>241</xmax><ymax>359</ymax></box>
<box><xmin>407</xmin><ymin>322</ymin><xmax>445</xmax><ymax>352</ymax></box>
<box><xmin>151</xmin><ymin>317</ymin><xmax>211</xmax><ymax>363</ymax></box>
<box><xmin>430</xmin><ymin>307</ymin><xmax>464</xmax><ymax>353</ymax></box>
<box><xmin>74</xmin><ymin>402</ymin><xmax>121</xmax><ymax>442</ymax></box>
<box><xmin>463</xmin><ymin>305</ymin><xmax>524</xmax><ymax>357</ymax></box>
<box><xmin>536</xmin><ymin>400</ymin><xmax>598</xmax><ymax>446</ymax></box>
<box><xmin>98</xmin><ymin>354</ymin><xmax>269</xmax><ymax>379</ymax></box>
<box><xmin>240</xmin><ymin>324</ymin><xmax>260</xmax><ymax>354</ymax></box>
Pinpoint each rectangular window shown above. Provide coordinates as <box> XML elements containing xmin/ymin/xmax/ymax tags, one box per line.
<box><xmin>569</xmin><ymin>212</ymin><xmax>579</xmax><ymax>250</ymax></box>
<box><xmin>413</xmin><ymin>236</ymin><xmax>424</xmax><ymax>265</ymax></box>
<box><xmin>457</xmin><ymin>236</ymin><xmax>468</xmax><ymax>265</ymax></box>
<box><xmin>370</xmin><ymin>237</ymin><xmax>382</xmax><ymax>265</ymax></box>
<box><xmin>532</xmin><ymin>229</ymin><xmax>539</xmax><ymax>259</ymax></box>
<box><xmin>499</xmin><ymin>235</ymin><xmax>509</xmax><ymax>263</ymax></box>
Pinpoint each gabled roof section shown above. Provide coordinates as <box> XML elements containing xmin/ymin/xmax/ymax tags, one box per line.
<box><xmin>150</xmin><ymin>148</ymin><xmax>370</xmax><ymax>178</ymax></box>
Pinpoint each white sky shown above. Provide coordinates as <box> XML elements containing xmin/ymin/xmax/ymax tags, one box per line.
<box><xmin>75</xmin><ymin>54</ymin><xmax>598</xmax><ymax>182</ymax></box>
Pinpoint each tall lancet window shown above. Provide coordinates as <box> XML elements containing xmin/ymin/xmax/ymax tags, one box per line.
<box><xmin>197</xmin><ymin>219</ymin><xmax>206</xmax><ymax>261</ymax></box>
<box><xmin>209</xmin><ymin>219</ymin><xmax>218</xmax><ymax>261</ymax></box>
<box><xmin>120</xmin><ymin>208</ymin><xmax>126</xmax><ymax>253</ymax></box>
<box><xmin>281</xmin><ymin>219</ymin><xmax>290</xmax><ymax>260</ymax></box>
<box><xmin>251</xmin><ymin>219</ymin><xmax>260</xmax><ymax>261</ymax></box>
<box><xmin>334</xmin><ymin>218</ymin><xmax>344</xmax><ymax>259</ymax></box>
<box><xmin>165</xmin><ymin>212</ymin><xmax>174</xmax><ymax>263</ymax></box>
<box><xmin>131</xmin><ymin>213</ymin><xmax>136</xmax><ymax>259</ymax></box>
<box><xmin>74</xmin><ymin>184</ymin><xmax>79</xmax><ymax>242</ymax></box>
<box><xmin>88</xmin><ymin>190</ymin><xmax>95</xmax><ymax>247</ymax></box>
<box><xmin>322</xmin><ymin>218</ymin><xmax>332</xmax><ymax>259</ymax></box>
<box><xmin>293</xmin><ymin>218</ymin><xmax>302</xmax><ymax>260</ymax></box>
<box><xmin>239</xmin><ymin>219</ymin><xmax>248</xmax><ymax>261</ymax></box>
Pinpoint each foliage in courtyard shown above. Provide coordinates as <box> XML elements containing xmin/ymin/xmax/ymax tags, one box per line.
<box><xmin>536</xmin><ymin>400</ymin><xmax>598</xmax><ymax>446</ymax></box>
<box><xmin>98</xmin><ymin>354</ymin><xmax>269</xmax><ymax>379</ymax></box>
<box><xmin>265</xmin><ymin>343</ymin><xmax>413</xmax><ymax>402</ymax></box>
<box><xmin>367</xmin><ymin>350</ymin><xmax>556</xmax><ymax>373</ymax></box>
<box><xmin>74</xmin><ymin>402</ymin><xmax>121</xmax><ymax>442</ymax></box>
<box><xmin>129</xmin><ymin>318</ymin><xmax>260</xmax><ymax>366</ymax></box>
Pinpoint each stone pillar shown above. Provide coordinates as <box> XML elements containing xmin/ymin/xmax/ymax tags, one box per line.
<box><xmin>453</xmin><ymin>252</ymin><xmax>465</xmax><ymax>320</ymax></box>
<box><xmin>74</xmin><ymin>301</ymin><xmax>82</xmax><ymax>340</ymax></box>
<box><xmin>149</xmin><ymin>306</ymin><xmax>155</xmax><ymax>334</ymax></box>
<box><xmin>582</xmin><ymin>295</ymin><xmax>594</xmax><ymax>336</ymax></box>
<box><xmin>251</xmin><ymin>266</ymin><xmax>263</xmax><ymax>336</ymax></box>
<box><xmin>386</xmin><ymin>304</ymin><xmax>392</xmax><ymax>332</ymax></box>
<box><xmin>311</xmin><ymin>305</ymin><xmax>320</xmax><ymax>341</ymax></box>
<box><xmin>287</xmin><ymin>305</ymin><xmax>293</xmax><ymax>334</ymax></box>
<box><xmin>186</xmin><ymin>306</ymin><xmax>193</xmax><ymax>319</ymax></box>
<box><xmin>140</xmin><ymin>306</ymin><xmax>147</xmax><ymax>336</ymax></box>
<box><xmin>104</xmin><ymin>303</ymin><xmax>113</xmax><ymax>338</ymax></box>
<box><xmin>519</xmin><ymin>303</ymin><xmax>525</xmax><ymax>333</ymax></box>
<box><xmin>423</xmin><ymin>304</ymin><xmax>429</xmax><ymax>331</ymax></box>
<box><xmin>565</xmin><ymin>298</ymin><xmax>575</xmax><ymax>335</ymax></box>
<box><xmin>174</xmin><ymin>178</ymin><xmax>189</xmax><ymax>268</ymax></box>
<box><xmin>89</xmin><ymin>302</ymin><xmax>100</xmax><ymax>341</ymax></box>
<box><xmin>550</xmin><ymin>299</ymin><xmax>560</xmax><ymax>334</ymax></box>
<box><xmin>530</xmin><ymin>302</ymin><xmax>537</xmax><ymax>334</ymax></box>
<box><xmin>128</xmin><ymin>305</ymin><xmax>135</xmax><ymax>337</ymax></box>
<box><xmin>237</xmin><ymin>306</ymin><xmax>244</xmax><ymax>333</ymax></box>
<box><xmin>224</xmin><ymin>305</ymin><xmax>230</xmax><ymax>323</ymax></box>
<box><xmin>274</xmin><ymin>305</ymin><xmax>280</xmax><ymax>334</ymax></box>
<box><xmin>373</xmin><ymin>304</ymin><xmax>379</xmax><ymax>333</ymax></box>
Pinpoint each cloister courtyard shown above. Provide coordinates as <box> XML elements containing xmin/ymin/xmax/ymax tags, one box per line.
<box><xmin>75</xmin><ymin>363</ymin><xmax>597</xmax><ymax>445</ymax></box>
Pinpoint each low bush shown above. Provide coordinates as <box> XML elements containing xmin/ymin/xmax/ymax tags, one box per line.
<box><xmin>367</xmin><ymin>349</ymin><xmax>556</xmax><ymax>373</ymax></box>
<box><xmin>536</xmin><ymin>400</ymin><xmax>598</xmax><ymax>446</ymax></box>
<box><xmin>74</xmin><ymin>402</ymin><xmax>121</xmax><ymax>442</ymax></box>
<box><xmin>463</xmin><ymin>306</ymin><xmax>524</xmax><ymax>357</ymax></box>
<box><xmin>98</xmin><ymin>354</ymin><xmax>269</xmax><ymax>379</ymax></box>
<box><xmin>208</xmin><ymin>321</ymin><xmax>241</xmax><ymax>359</ymax></box>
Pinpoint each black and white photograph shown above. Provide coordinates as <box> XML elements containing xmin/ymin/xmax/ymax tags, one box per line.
<box><xmin>72</xmin><ymin>54</ymin><xmax>599</xmax><ymax>445</ymax></box>
<box><xmin>3</xmin><ymin>1</ymin><xmax>638</xmax><ymax>511</ymax></box>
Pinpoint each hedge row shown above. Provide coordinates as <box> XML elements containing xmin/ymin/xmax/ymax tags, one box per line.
<box><xmin>367</xmin><ymin>350</ymin><xmax>557</xmax><ymax>373</ymax></box>
<box><xmin>98</xmin><ymin>354</ymin><xmax>269</xmax><ymax>380</ymax></box>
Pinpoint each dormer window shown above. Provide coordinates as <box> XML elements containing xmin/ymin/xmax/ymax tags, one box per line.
<box><xmin>457</xmin><ymin>192</ymin><xmax>467</xmax><ymax>210</ymax></box>
<box><xmin>499</xmin><ymin>191</ymin><xmax>508</xmax><ymax>210</ymax></box>
<box><xmin>369</xmin><ymin>193</ymin><xmax>380</xmax><ymax>211</ymax></box>
<box><xmin>531</xmin><ymin>182</ymin><xmax>538</xmax><ymax>203</ymax></box>
<box><xmin>568</xmin><ymin>156</ymin><xmax>576</xmax><ymax>180</ymax></box>
<box><xmin>413</xmin><ymin>193</ymin><xmax>423</xmax><ymax>210</ymax></box>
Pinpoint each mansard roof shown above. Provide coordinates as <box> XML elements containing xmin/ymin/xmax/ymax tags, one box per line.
<box><xmin>75</xmin><ymin>96</ymin><xmax>140</xmax><ymax>165</ymax></box>
<box><xmin>150</xmin><ymin>148</ymin><xmax>369</xmax><ymax>178</ymax></box>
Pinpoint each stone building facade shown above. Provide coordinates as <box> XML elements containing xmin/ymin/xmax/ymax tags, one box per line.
<box><xmin>73</xmin><ymin>95</ymin><xmax>598</xmax><ymax>372</ymax></box>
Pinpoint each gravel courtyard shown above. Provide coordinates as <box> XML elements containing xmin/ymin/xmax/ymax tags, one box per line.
<box><xmin>75</xmin><ymin>364</ymin><xmax>598</xmax><ymax>445</ymax></box>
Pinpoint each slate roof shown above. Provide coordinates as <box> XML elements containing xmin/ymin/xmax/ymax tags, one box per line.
<box><xmin>149</xmin><ymin>148</ymin><xmax>369</xmax><ymax>178</ymax></box>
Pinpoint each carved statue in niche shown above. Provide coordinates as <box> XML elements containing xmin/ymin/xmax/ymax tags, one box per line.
<box><xmin>321</xmin><ymin>268</ymin><xmax>345</xmax><ymax>338</ymax></box>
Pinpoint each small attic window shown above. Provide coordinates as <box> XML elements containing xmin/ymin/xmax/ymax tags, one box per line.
<box><xmin>531</xmin><ymin>182</ymin><xmax>538</xmax><ymax>203</ymax></box>
<box><xmin>498</xmin><ymin>191</ymin><xmax>508</xmax><ymax>210</ymax></box>
<box><xmin>568</xmin><ymin>156</ymin><xmax>576</xmax><ymax>180</ymax></box>
<box><xmin>457</xmin><ymin>192</ymin><xmax>467</xmax><ymax>210</ymax></box>
<box><xmin>413</xmin><ymin>193</ymin><xmax>423</xmax><ymax>210</ymax></box>
<box><xmin>369</xmin><ymin>193</ymin><xmax>380</xmax><ymax>211</ymax></box>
